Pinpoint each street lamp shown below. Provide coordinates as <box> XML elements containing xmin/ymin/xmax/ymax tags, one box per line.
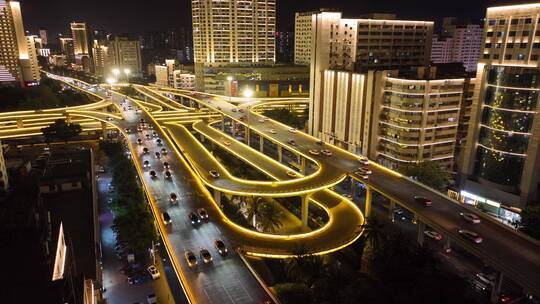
<box><xmin>106</xmin><ymin>77</ymin><xmax>116</xmax><ymax>90</ymax></box>
<box><xmin>124</xmin><ymin>68</ymin><xmax>131</xmax><ymax>83</ymax></box>
<box><xmin>243</xmin><ymin>88</ymin><xmax>254</xmax><ymax>130</ymax></box>
<box><xmin>227</xmin><ymin>76</ymin><xmax>234</xmax><ymax>103</ymax></box>
<box><xmin>112</xmin><ymin>68</ymin><xmax>120</xmax><ymax>82</ymax></box>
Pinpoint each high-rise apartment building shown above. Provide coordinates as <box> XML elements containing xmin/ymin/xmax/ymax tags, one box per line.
<box><xmin>59</xmin><ymin>37</ymin><xmax>75</xmax><ymax>65</ymax></box>
<box><xmin>431</xmin><ymin>18</ymin><xmax>483</xmax><ymax>72</ymax></box>
<box><xmin>25</xmin><ymin>35</ymin><xmax>41</xmax><ymax>82</ymax></box>
<box><xmin>459</xmin><ymin>3</ymin><xmax>540</xmax><ymax>218</ymax></box>
<box><xmin>93</xmin><ymin>36</ymin><xmax>143</xmax><ymax>78</ymax></box>
<box><xmin>313</xmin><ymin>65</ymin><xmax>473</xmax><ymax>170</ymax></box>
<box><xmin>307</xmin><ymin>11</ymin><xmax>434</xmax><ymax>134</ymax></box>
<box><xmin>0</xmin><ymin>1</ymin><xmax>39</xmax><ymax>86</ymax></box>
<box><xmin>70</xmin><ymin>22</ymin><xmax>92</xmax><ymax>72</ymax></box>
<box><xmin>192</xmin><ymin>0</ymin><xmax>276</xmax><ymax>90</ymax></box>
<box><xmin>294</xmin><ymin>11</ymin><xmax>317</xmax><ymax>65</ymax></box>
<box><xmin>39</xmin><ymin>28</ymin><xmax>48</xmax><ymax>46</ymax></box>
<box><xmin>276</xmin><ymin>31</ymin><xmax>294</xmax><ymax>63</ymax></box>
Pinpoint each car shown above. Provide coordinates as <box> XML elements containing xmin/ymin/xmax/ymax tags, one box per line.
<box><xmin>137</xmin><ymin>138</ymin><xmax>143</xmax><ymax>145</ymax></box>
<box><xmin>155</xmin><ymin>152</ymin><xmax>161</xmax><ymax>159</ymax></box>
<box><xmin>143</xmin><ymin>147</ymin><xmax>149</xmax><ymax>154</ymax></box>
<box><xmin>149</xmin><ymin>170</ymin><xmax>157</xmax><ymax>178</ymax></box>
<box><xmin>288</xmin><ymin>128</ymin><xmax>297</xmax><ymax>133</ymax></box>
<box><xmin>476</xmin><ymin>272</ymin><xmax>496</xmax><ymax>286</ymax></box>
<box><xmin>316</xmin><ymin>140</ymin><xmax>325</xmax><ymax>146</ymax></box>
<box><xmin>258</xmin><ymin>118</ymin><xmax>265</xmax><ymax>123</ymax></box>
<box><xmin>309</xmin><ymin>149</ymin><xmax>320</xmax><ymax>155</ymax></box>
<box><xmin>286</xmin><ymin>171</ymin><xmax>297</xmax><ymax>177</ymax></box>
<box><xmin>156</xmin><ymin>139</ymin><xmax>162</xmax><ymax>146</ymax></box>
<box><xmin>164</xmin><ymin>170</ymin><xmax>172</xmax><ymax>179</ymax></box>
<box><xmin>170</xmin><ymin>192</ymin><xmax>178</xmax><ymax>203</ymax></box>
<box><xmin>163</xmin><ymin>161</ymin><xmax>170</xmax><ymax>169</ymax></box>
<box><xmin>145</xmin><ymin>134</ymin><xmax>151</xmax><ymax>139</ymax></box>
<box><xmin>460</xmin><ymin>212</ymin><xmax>481</xmax><ymax>224</ymax></box>
<box><xmin>189</xmin><ymin>212</ymin><xmax>200</xmax><ymax>225</ymax></box>
<box><xmin>137</xmin><ymin>127</ymin><xmax>143</xmax><ymax>132</ymax></box>
<box><xmin>127</xmin><ymin>273</ymin><xmax>149</xmax><ymax>285</ymax></box>
<box><xmin>200</xmin><ymin>248</ymin><xmax>213</xmax><ymax>263</ymax></box>
<box><xmin>288</xmin><ymin>139</ymin><xmax>296</xmax><ymax>146</ymax></box>
<box><xmin>107</xmin><ymin>198</ymin><xmax>113</xmax><ymax>204</ymax></box>
<box><xmin>268</xmin><ymin>129</ymin><xmax>277</xmax><ymax>134</ymax></box>
<box><xmin>162</xmin><ymin>212</ymin><xmax>172</xmax><ymax>225</ymax></box>
<box><xmin>143</xmin><ymin>160</ymin><xmax>150</xmax><ymax>168</ymax></box>
<box><xmin>148</xmin><ymin>124</ymin><xmax>154</xmax><ymax>130</ymax></box>
<box><xmin>458</xmin><ymin>229</ymin><xmax>483</xmax><ymax>243</ymax></box>
<box><xmin>239</xmin><ymin>116</ymin><xmax>246</xmax><ymax>121</ymax></box>
<box><xmin>214</xmin><ymin>239</ymin><xmax>228</xmax><ymax>255</ymax></box>
<box><xmin>147</xmin><ymin>294</ymin><xmax>157</xmax><ymax>304</ymax></box>
<box><xmin>161</xmin><ymin>148</ymin><xmax>167</xmax><ymax>155</ymax></box>
<box><xmin>321</xmin><ymin>149</ymin><xmax>333</xmax><ymax>156</ymax></box>
<box><xmin>356</xmin><ymin>167</ymin><xmax>372</xmax><ymax>174</ymax></box>
<box><xmin>232</xmin><ymin>108</ymin><xmax>237</xmax><ymax>112</ymax></box>
<box><xmin>354</xmin><ymin>171</ymin><xmax>369</xmax><ymax>180</ymax></box>
<box><xmin>342</xmin><ymin>194</ymin><xmax>353</xmax><ymax>200</ymax></box>
<box><xmin>424</xmin><ymin>230</ymin><xmax>442</xmax><ymax>241</ymax></box>
<box><xmin>223</xmin><ymin>140</ymin><xmax>231</xmax><ymax>146</ymax></box>
<box><xmin>139</xmin><ymin>118</ymin><xmax>145</xmax><ymax>123</ymax></box>
<box><xmin>125</xmin><ymin>128</ymin><xmax>131</xmax><ymax>133</ymax></box>
<box><xmin>147</xmin><ymin>265</ymin><xmax>160</xmax><ymax>280</ymax></box>
<box><xmin>197</xmin><ymin>208</ymin><xmax>209</xmax><ymax>220</ymax></box>
<box><xmin>152</xmin><ymin>132</ymin><xmax>158</xmax><ymax>138</ymax></box>
<box><xmin>209</xmin><ymin>170</ymin><xmax>220</xmax><ymax>178</ymax></box>
<box><xmin>358</xmin><ymin>157</ymin><xmax>369</xmax><ymax>165</ymax></box>
<box><xmin>185</xmin><ymin>251</ymin><xmax>197</xmax><ymax>267</ymax></box>
<box><xmin>106</xmin><ymin>116</ymin><xmax>113</xmax><ymax>121</ymax></box>
<box><xmin>128</xmin><ymin>105</ymin><xmax>133</xmax><ymax>110</ymax></box>
<box><xmin>239</xmin><ymin>108</ymin><xmax>244</xmax><ymax>113</ymax></box>
<box><xmin>414</xmin><ymin>195</ymin><xmax>432</xmax><ymax>207</ymax></box>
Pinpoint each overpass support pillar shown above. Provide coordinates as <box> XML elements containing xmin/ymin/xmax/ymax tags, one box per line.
<box><xmin>221</xmin><ymin>115</ymin><xmax>225</xmax><ymax>132</ymax></box>
<box><xmin>245</xmin><ymin>128</ymin><xmax>250</xmax><ymax>146</ymax></box>
<box><xmin>101</xmin><ymin>121</ymin><xmax>107</xmax><ymax>138</ymax></box>
<box><xmin>200</xmin><ymin>133</ymin><xmax>205</xmax><ymax>143</ymax></box>
<box><xmin>278</xmin><ymin>145</ymin><xmax>283</xmax><ymax>163</ymax></box>
<box><xmin>388</xmin><ymin>200</ymin><xmax>395</xmax><ymax>222</ymax></box>
<box><xmin>213</xmin><ymin>189</ymin><xmax>221</xmax><ymax>206</ymax></box>
<box><xmin>490</xmin><ymin>272</ymin><xmax>504</xmax><ymax>304</ymax></box>
<box><xmin>365</xmin><ymin>186</ymin><xmax>372</xmax><ymax>218</ymax></box>
<box><xmin>301</xmin><ymin>195</ymin><xmax>310</xmax><ymax>229</ymax></box>
<box><xmin>416</xmin><ymin>221</ymin><xmax>425</xmax><ymax>246</ymax></box>
<box><xmin>259</xmin><ymin>136</ymin><xmax>264</xmax><ymax>153</ymax></box>
<box><xmin>299</xmin><ymin>156</ymin><xmax>306</xmax><ymax>175</ymax></box>
<box><xmin>231</xmin><ymin>121</ymin><xmax>237</xmax><ymax>138</ymax></box>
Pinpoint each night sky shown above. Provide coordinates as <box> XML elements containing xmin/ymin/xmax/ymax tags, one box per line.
<box><xmin>20</xmin><ymin>0</ymin><xmax>530</xmax><ymax>35</ymax></box>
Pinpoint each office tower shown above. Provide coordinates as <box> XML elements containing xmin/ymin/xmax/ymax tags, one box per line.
<box><xmin>92</xmin><ymin>40</ymin><xmax>114</xmax><ymax>77</ymax></box>
<box><xmin>459</xmin><ymin>3</ymin><xmax>540</xmax><ymax>217</ymax></box>
<box><xmin>431</xmin><ymin>18</ymin><xmax>483</xmax><ymax>72</ymax></box>
<box><xmin>307</xmin><ymin>11</ymin><xmax>434</xmax><ymax>134</ymax></box>
<box><xmin>70</xmin><ymin>22</ymin><xmax>92</xmax><ymax>72</ymax></box>
<box><xmin>93</xmin><ymin>36</ymin><xmax>142</xmax><ymax>78</ymax></box>
<box><xmin>276</xmin><ymin>31</ymin><xmax>294</xmax><ymax>63</ymax></box>
<box><xmin>39</xmin><ymin>28</ymin><xmax>48</xmax><ymax>46</ymax></box>
<box><xmin>192</xmin><ymin>0</ymin><xmax>276</xmax><ymax>90</ymax></box>
<box><xmin>59</xmin><ymin>37</ymin><xmax>75</xmax><ymax>65</ymax></box>
<box><xmin>25</xmin><ymin>36</ymin><xmax>41</xmax><ymax>82</ymax></box>
<box><xmin>0</xmin><ymin>0</ymin><xmax>39</xmax><ymax>86</ymax></box>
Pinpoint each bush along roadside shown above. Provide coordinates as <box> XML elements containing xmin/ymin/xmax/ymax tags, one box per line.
<box><xmin>100</xmin><ymin>140</ymin><xmax>157</xmax><ymax>262</ymax></box>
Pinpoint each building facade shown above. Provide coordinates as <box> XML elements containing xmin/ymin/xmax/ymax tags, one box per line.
<box><xmin>59</xmin><ymin>37</ymin><xmax>75</xmax><ymax>65</ymax></box>
<box><xmin>192</xmin><ymin>0</ymin><xmax>276</xmax><ymax>91</ymax></box>
<box><xmin>294</xmin><ymin>11</ymin><xmax>316</xmax><ymax>65</ymax></box>
<box><xmin>92</xmin><ymin>36</ymin><xmax>142</xmax><ymax>78</ymax></box>
<box><xmin>431</xmin><ymin>18</ymin><xmax>483</xmax><ymax>72</ymax></box>
<box><xmin>0</xmin><ymin>1</ymin><xmax>39</xmax><ymax>86</ymax></box>
<box><xmin>460</xmin><ymin>3</ymin><xmax>540</xmax><ymax>215</ymax></box>
<box><xmin>308</xmin><ymin>11</ymin><xmax>434</xmax><ymax>135</ymax></box>
<box><xmin>314</xmin><ymin>67</ymin><xmax>474</xmax><ymax>170</ymax></box>
<box><xmin>70</xmin><ymin>22</ymin><xmax>92</xmax><ymax>72</ymax></box>
<box><xmin>173</xmin><ymin>70</ymin><xmax>196</xmax><ymax>90</ymax></box>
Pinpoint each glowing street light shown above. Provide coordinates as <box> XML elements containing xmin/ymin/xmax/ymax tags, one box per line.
<box><xmin>243</xmin><ymin>88</ymin><xmax>253</xmax><ymax>98</ymax></box>
<box><xmin>106</xmin><ymin>77</ymin><xmax>116</xmax><ymax>89</ymax></box>
<box><xmin>124</xmin><ymin>68</ymin><xmax>131</xmax><ymax>83</ymax></box>
<box><xmin>226</xmin><ymin>76</ymin><xmax>234</xmax><ymax>103</ymax></box>
<box><xmin>112</xmin><ymin>68</ymin><xmax>120</xmax><ymax>82</ymax></box>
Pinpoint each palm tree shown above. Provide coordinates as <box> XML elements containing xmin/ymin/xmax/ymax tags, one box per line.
<box><xmin>360</xmin><ymin>214</ymin><xmax>386</xmax><ymax>270</ymax></box>
<box><xmin>243</xmin><ymin>196</ymin><xmax>262</xmax><ymax>227</ymax></box>
<box><xmin>257</xmin><ymin>200</ymin><xmax>283</xmax><ymax>233</ymax></box>
<box><xmin>285</xmin><ymin>244</ymin><xmax>326</xmax><ymax>285</ymax></box>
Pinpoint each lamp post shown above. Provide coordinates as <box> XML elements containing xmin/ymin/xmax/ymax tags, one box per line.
<box><xmin>243</xmin><ymin>88</ymin><xmax>254</xmax><ymax>130</ymax></box>
<box><xmin>106</xmin><ymin>77</ymin><xmax>116</xmax><ymax>90</ymax></box>
<box><xmin>124</xmin><ymin>68</ymin><xmax>131</xmax><ymax>83</ymax></box>
<box><xmin>227</xmin><ymin>76</ymin><xmax>234</xmax><ymax>103</ymax></box>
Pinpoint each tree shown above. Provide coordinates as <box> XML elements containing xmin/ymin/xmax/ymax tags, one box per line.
<box><xmin>285</xmin><ymin>245</ymin><xmax>326</xmax><ymax>285</ymax></box>
<box><xmin>399</xmin><ymin>161</ymin><xmax>452</xmax><ymax>192</ymax></box>
<box><xmin>274</xmin><ymin>283</ymin><xmax>314</xmax><ymax>304</ymax></box>
<box><xmin>518</xmin><ymin>204</ymin><xmax>540</xmax><ymax>240</ymax></box>
<box><xmin>41</xmin><ymin>119</ymin><xmax>82</xmax><ymax>143</ymax></box>
<box><xmin>360</xmin><ymin>214</ymin><xmax>386</xmax><ymax>261</ymax></box>
<box><xmin>244</xmin><ymin>197</ymin><xmax>283</xmax><ymax>233</ymax></box>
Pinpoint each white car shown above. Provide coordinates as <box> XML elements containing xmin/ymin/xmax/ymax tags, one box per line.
<box><xmin>268</xmin><ymin>129</ymin><xmax>277</xmax><ymax>134</ymax></box>
<box><xmin>147</xmin><ymin>265</ymin><xmax>160</xmax><ymax>280</ymax></box>
<box><xmin>286</xmin><ymin>171</ymin><xmax>297</xmax><ymax>177</ymax></box>
<box><xmin>354</xmin><ymin>171</ymin><xmax>369</xmax><ymax>179</ymax></box>
<box><xmin>288</xmin><ymin>128</ymin><xmax>297</xmax><ymax>133</ymax></box>
<box><xmin>358</xmin><ymin>157</ymin><xmax>369</xmax><ymax>165</ymax></box>
<box><xmin>309</xmin><ymin>149</ymin><xmax>320</xmax><ymax>155</ymax></box>
<box><xmin>357</xmin><ymin>167</ymin><xmax>372</xmax><ymax>174</ymax></box>
<box><xmin>258</xmin><ymin>118</ymin><xmax>265</xmax><ymax>123</ymax></box>
<box><xmin>460</xmin><ymin>212</ymin><xmax>481</xmax><ymax>224</ymax></box>
<box><xmin>321</xmin><ymin>149</ymin><xmax>333</xmax><ymax>156</ymax></box>
<box><xmin>209</xmin><ymin>170</ymin><xmax>220</xmax><ymax>178</ymax></box>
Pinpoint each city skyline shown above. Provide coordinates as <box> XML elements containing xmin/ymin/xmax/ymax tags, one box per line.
<box><xmin>21</xmin><ymin>0</ymin><xmax>528</xmax><ymax>34</ymax></box>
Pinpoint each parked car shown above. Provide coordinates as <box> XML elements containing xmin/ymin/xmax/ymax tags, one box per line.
<box><xmin>147</xmin><ymin>265</ymin><xmax>160</xmax><ymax>280</ymax></box>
